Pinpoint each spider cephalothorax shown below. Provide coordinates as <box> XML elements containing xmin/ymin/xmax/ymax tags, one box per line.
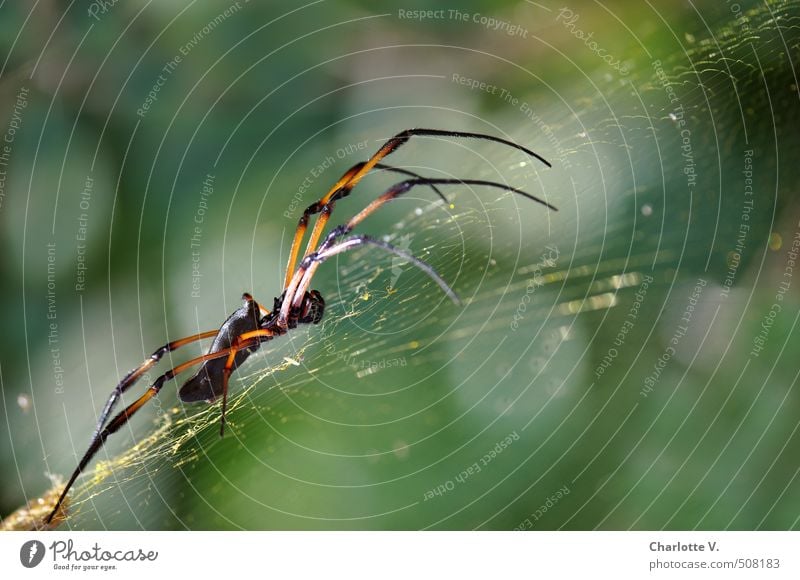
<box><xmin>272</xmin><ymin>289</ymin><xmax>326</xmax><ymax>329</ymax></box>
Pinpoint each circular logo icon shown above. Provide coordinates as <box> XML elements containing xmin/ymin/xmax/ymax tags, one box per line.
<box><xmin>20</xmin><ymin>540</ymin><xmax>46</xmax><ymax>568</ymax></box>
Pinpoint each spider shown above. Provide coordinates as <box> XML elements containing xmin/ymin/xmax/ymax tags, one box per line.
<box><xmin>44</xmin><ymin>128</ymin><xmax>555</xmax><ymax>526</ymax></box>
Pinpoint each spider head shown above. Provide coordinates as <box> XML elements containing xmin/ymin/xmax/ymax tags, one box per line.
<box><xmin>271</xmin><ymin>290</ymin><xmax>325</xmax><ymax>328</ymax></box>
<box><xmin>299</xmin><ymin>290</ymin><xmax>325</xmax><ymax>325</ymax></box>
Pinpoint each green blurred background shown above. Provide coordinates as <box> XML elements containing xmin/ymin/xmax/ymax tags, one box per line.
<box><xmin>1</xmin><ymin>0</ymin><xmax>799</xmax><ymax>530</ymax></box>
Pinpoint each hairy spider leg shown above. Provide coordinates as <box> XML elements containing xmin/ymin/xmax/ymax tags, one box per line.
<box><xmin>92</xmin><ymin>330</ymin><xmax>219</xmax><ymax>442</ymax></box>
<box><xmin>45</xmin><ymin>336</ymin><xmax>270</xmax><ymax>525</ymax></box>
<box><xmin>283</xmin><ymin>162</ymin><xmax>447</xmax><ymax>288</ymax></box>
<box><xmin>218</xmin><ymin>328</ymin><xmax>276</xmax><ymax>437</ymax></box>
<box><xmin>280</xmin><ymin>176</ymin><xmax>556</xmax><ymax>320</ymax></box>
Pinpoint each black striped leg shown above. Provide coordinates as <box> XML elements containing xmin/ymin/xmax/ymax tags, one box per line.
<box><xmin>299</xmin><ymin>235</ymin><xmax>460</xmax><ymax>305</ymax></box>
<box><xmin>218</xmin><ymin>329</ymin><xmax>275</xmax><ymax>437</ymax></box>
<box><xmin>283</xmin><ymin>127</ymin><xmax>550</xmax><ymax>289</ymax></box>
<box><xmin>283</xmin><ymin>162</ymin><xmax>448</xmax><ymax>289</ymax></box>
<box><xmin>45</xmin><ymin>337</ymin><xmax>265</xmax><ymax>525</ymax></box>
<box><xmin>92</xmin><ymin>330</ymin><xmax>218</xmax><ymax>442</ymax></box>
<box><xmin>280</xmin><ymin>176</ymin><xmax>556</xmax><ymax>321</ymax></box>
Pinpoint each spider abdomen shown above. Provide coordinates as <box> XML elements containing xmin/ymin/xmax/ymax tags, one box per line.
<box><xmin>178</xmin><ymin>296</ymin><xmax>262</xmax><ymax>403</ymax></box>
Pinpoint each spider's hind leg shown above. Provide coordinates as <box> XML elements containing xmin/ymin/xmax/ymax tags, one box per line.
<box><xmin>92</xmin><ymin>330</ymin><xmax>218</xmax><ymax>441</ymax></box>
<box><xmin>45</xmin><ymin>339</ymin><xmax>266</xmax><ymax>525</ymax></box>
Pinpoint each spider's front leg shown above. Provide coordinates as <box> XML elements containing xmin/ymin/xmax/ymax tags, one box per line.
<box><xmin>278</xmin><ymin>129</ymin><xmax>553</xmax><ymax>323</ymax></box>
<box><xmin>279</xmin><ymin>173</ymin><xmax>554</xmax><ymax>319</ymax></box>
<box><xmin>283</xmin><ymin>162</ymin><xmax>447</xmax><ymax>289</ymax></box>
<box><xmin>284</xmin><ymin>128</ymin><xmax>551</xmax><ymax>277</ymax></box>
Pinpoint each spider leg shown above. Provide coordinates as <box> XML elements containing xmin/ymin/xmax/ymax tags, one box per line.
<box><xmin>333</xmin><ymin>128</ymin><xmax>551</xmax><ymax>201</ymax></box>
<box><xmin>321</xmin><ymin>177</ymin><xmax>554</xmax><ymax>273</ymax></box>
<box><xmin>285</xmin><ymin>129</ymin><xmax>549</xmax><ymax>289</ymax></box>
<box><xmin>283</xmin><ymin>163</ymin><xmax>364</xmax><ymax>288</ymax></box>
<box><xmin>92</xmin><ymin>330</ymin><xmax>219</xmax><ymax>442</ymax></box>
<box><xmin>300</xmin><ymin>235</ymin><xmax>460</xmax><ymax>306</ymax></box>
<box><xmin>346</xmin><ymin>177</ymin><xmax>556</xmax><ymax>230</ymax></box>
<box><xmin>373</xmin><ymin>163</ymin><xmax>448</xmax><ymax>203</ymax></box>
<box><xmin>45</xmin><ymin>338</ymin><xmax>264</xmax><ymax>526</ymax></box>
<box><xmin>218</xmin><ymin>328</ymin><xmax>275</xmax><ymax>438</ymax></box>
<box><xmin>283</xmin><ymin>162</ymin><xmax>448</xmax><ymax>288</ymax></box>
<box><xmin>298</xmin><ymin>163</ymin><xmax>453</xmax><ymax>266</ymax></box>
<box><xmin>280</xmin><ymin>176</ymin><xmax>554</xmax><ymax>321</ymax></box>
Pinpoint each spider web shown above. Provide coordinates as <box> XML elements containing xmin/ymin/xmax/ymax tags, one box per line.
<box><xmin>2</xmin><ymin>0</ymin><xmax>799</xmax><ymax>531</ymax></box>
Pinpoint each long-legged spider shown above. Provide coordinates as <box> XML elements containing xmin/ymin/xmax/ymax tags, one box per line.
<box><xmin>45</xmin><ymin>128</ymin><xmax>555</xmax><ymax>525</ymax></box>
